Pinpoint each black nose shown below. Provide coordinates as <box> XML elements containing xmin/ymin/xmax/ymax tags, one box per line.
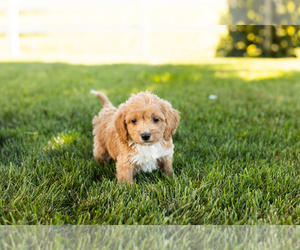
<box><xmin>141</xmin><ymin>133</ymin><xmax>151</xmax><ymax>141</ymax></box>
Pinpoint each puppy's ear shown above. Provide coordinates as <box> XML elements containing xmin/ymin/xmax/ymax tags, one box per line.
<box><xmin>162</xmin><ymin>101</ymin><xmax>180</xmax><ymax>141</ymax></box>
<box><xmin>114</xmin><ymin>105</ymin><xmax>128</xmax><ymax>143</ymax></box>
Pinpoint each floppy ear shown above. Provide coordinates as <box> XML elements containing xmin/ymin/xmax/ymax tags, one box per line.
<box><xmin>162</xmin><ymin>101</ymin><xmax>180</xmax><ymax>141</ymax></box>
<box><xmin>114</xmin><ymin>106</ymin><xmax>128</xmax><ymax>143</ymax></box>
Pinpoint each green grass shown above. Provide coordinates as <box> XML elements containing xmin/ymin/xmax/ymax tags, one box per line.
<box><xmin>1</xmin><ymin>59</ymin><xmax>300</xmax><ymax>225</ymax></box>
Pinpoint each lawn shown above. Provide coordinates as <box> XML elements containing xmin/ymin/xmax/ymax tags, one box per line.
<box><xmin>0</xmin><ymin>59</ymin><xmax>300</xmax><ymax>225</ymax></box>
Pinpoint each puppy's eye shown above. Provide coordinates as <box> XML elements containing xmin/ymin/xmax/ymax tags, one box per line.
<box><xmin>131</xmin><ymin>119</ymin><xmax>137</xmax><ymax>124</ymax></box>
<box><xmin>153</xmin><ymin>118</ymin><xmax>159</xmax><ymax>123</ymax></box>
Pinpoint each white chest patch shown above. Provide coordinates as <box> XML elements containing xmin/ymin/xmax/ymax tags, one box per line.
<box><xmin>130</xmin><ymin>141</ymin><xmax>173</xmax><ymax>173</ymax></box>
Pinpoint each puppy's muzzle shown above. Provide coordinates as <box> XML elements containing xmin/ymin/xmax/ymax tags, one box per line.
<box><xmin>141</xmin><ymin>133</ymin><xmax>151</xmax><ymax>141</ymax></box>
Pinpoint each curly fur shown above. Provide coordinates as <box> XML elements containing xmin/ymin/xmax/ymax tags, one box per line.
<box><xmin>91</xmin><ymin>90</ymin><xmax>180</xmax><ymax>184</ymax></box>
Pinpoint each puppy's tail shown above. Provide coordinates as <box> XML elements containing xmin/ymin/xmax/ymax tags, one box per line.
<box><xmin>90</xmin><ymin>90</ymin><xmax>113</xmax><ymax>108</ymax></box>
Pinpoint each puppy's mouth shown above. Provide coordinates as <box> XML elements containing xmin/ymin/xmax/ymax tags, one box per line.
<box><xmin>140</xmin><ymin>138</ymin><xmax>159</xmax><ymax>146</ymax></box>
<box><xmin>141</xmin><ymin>140</ymin><xmax>154</xmax><ymax>145</ymax></box>
<box><xmin>128</xmin><ymin>136</ymin><xmax>155</xmax><ymax>146</ymax></box>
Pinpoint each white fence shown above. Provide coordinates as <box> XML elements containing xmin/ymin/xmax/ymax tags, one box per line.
<box><xmin>0</xmin><ymin>0</ymin><xmax>226</xmax><ymax>58</ymax></box>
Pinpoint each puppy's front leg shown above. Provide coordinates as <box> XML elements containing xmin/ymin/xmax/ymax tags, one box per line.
<box><xmin>158</xmin><ymin>155</ymin><xmax>173</xmax><ymax>178</ymax></box>
<box><xmin>116</xmin><ymin>155</ymin><xmax>134</xmax><ymax>184</ymax></box>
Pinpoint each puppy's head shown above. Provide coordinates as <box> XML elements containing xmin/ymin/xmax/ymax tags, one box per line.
<box><xmin>114</xmin><ymin>91</ymin><xmax>180</xmax><ymax>145</ymax></box>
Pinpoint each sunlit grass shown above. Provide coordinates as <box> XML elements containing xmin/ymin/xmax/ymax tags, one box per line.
<box><xmin>215</xmin><ymin>69</ymin><xmax>285</xmax><ymax>81</ymax></box>
<box><xmin>44</xmin><ymin>131</ymin><xmax>80</xmax><ymax>151</ymax></box>
<box><xmin>237</xmin><ymin>70</ymin><xmax>285</xmax><ymax>81</ymax></box>
<box><xmin>0</xmin><ymin>59</ymin><xmax>300</xmax><ymax>225</ymax></box>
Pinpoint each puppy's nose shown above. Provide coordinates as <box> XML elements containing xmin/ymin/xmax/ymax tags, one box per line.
<box><xmin>141</xmin><ymin>133</ymin><xmax>151</xmax><ymax>141</ymax></box>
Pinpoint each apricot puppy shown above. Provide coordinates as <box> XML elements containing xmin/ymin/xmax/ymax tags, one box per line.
<box><xmin>91</xmin><ymin>90</ymin><xmax>180</xmax><ymax>184</ymax></box>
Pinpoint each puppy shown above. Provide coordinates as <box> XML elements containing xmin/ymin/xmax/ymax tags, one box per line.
<box><xmin>91</xmin><ymin>90</ymin><xmax>180</xmax><ymax>184</ymax></box>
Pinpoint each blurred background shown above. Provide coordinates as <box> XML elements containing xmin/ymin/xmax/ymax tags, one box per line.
<box><xmin>0</xmin><ymin>0</ymin><xmax>299</xmax><ymax>64</ymax></box>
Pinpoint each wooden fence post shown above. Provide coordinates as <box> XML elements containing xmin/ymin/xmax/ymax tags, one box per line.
<box><xmin>140</xmin><ymin>0</ymin><xmax>149</xmax><ymax>58</ymax></box>
<box><xmin>8</xmin><ymin>0</ymin><xmax>20</xmax><ymax>56</ymax></box>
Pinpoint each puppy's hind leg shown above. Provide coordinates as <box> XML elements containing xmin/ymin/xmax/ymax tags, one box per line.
<box><xmin>93</xmin><ymin>140</ymin><xmax>110</xmax><ymax>163</ymax></box>
<box><xmin>92</xmin><ymin>117</ymin><xmax>110</xmax><ymax>163</ymax></box>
